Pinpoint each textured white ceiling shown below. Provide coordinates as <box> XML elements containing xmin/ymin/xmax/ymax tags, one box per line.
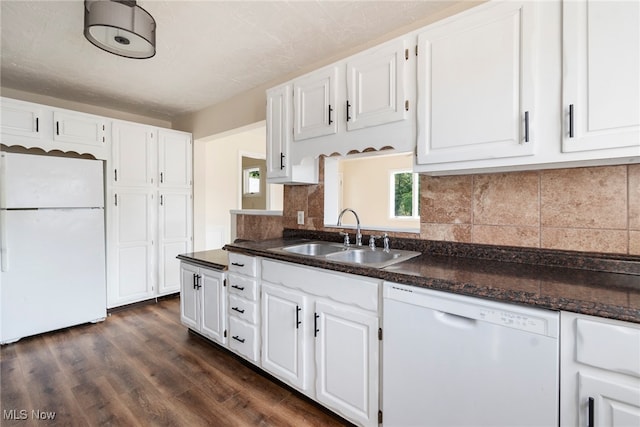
<box><xmin>1</xmin><ymin>0</ymin><xmax>460</xmax><ymax>121</ymax></box>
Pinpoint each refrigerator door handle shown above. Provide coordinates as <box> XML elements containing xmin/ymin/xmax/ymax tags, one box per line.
<box><xmin>0</xmin><ymin>209</ymin><xmax>8</xmax><ymax>271</ymax></box>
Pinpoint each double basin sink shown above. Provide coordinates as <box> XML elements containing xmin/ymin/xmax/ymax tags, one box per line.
<box><xmin>271</xmin><ymin>241</ymin><xmax>421</xmax><ymax>269</ymax></box>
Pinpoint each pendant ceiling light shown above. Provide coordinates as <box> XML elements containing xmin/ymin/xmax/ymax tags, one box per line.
<box><xmin>84</xmin><ymin>0</ymin><xmax>156</xmax><ymax>59</ymax></box>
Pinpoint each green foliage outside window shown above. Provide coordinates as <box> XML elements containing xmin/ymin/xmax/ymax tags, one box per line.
<box><xmin>394</xmin><ymin>172</ymin><xmax>414</xmax><ymax>217</ymax></box>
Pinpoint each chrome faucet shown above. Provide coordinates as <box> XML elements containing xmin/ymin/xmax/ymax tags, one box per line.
<box><xmin>382</xmin><ymin>233</ymin><xmax>390</xmax><ymax>252</ymax></box>
<box><xmin>337</xmin><ymin>208</ymin><xmax>362</xmax><ymax>246</ymax></box>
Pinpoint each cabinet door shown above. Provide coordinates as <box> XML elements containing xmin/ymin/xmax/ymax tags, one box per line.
<box><xmin>180</xmin><ymin>263</ymin><xmax>199</xmax><ymax>330</ymax></box>
<box><xmin>109</xmin><ymin>188</ymin><xmax>155</xmax><ymax>307</ymax></box>
<box><xmin>158</xmin><ymin>190</ymin><xmax>192</xmax><ymax>295</ymax></box>
<box><xmin>0</xmin><ymin>98</ymin><xmax>44</xmax><ymax>140</ymax></box>
<box><xmin>158</xmin><ymin>129</ymin><xmax>192</xmax><ymax>188</ymax></box>
<box><xmin>562</xmin><ymin>0</ymin><xmax>640</xmax><ymax>153</ymax></box>
<box><xmin>266</xmin><ymin>84</ymin><xmax>291</xmax><ymax>179</ymax></box>
<box><xmin>200</xmin><ymin>268</ymin><xmax>226</xmax><ymax>344</ymax></box>
<box><xmin>346</xmin><ymin>38</ymin><xmax>407</xmax><ymax>131</ymax></box>
<box><xmin>53</xmin><ymin>110</ymin><xmax>105</xmax><ymax>146</ymax></box>
<box><xmin>293</xmin><ymin>66</ymin><xmax>338</xmax><ymax>141</ymax></box>
<box><xmin>560</xmin><ymin>312</ymin><xmax>640</xmax><ymax>427</ymax></box>
<box><xmin>112</xmin><ymin>122</ymin><xmax>155</xmax><ymax>187</ymax></box>
<box><xmin>261</xmin><ymin>283</ymin><xmax>310</xmax><ymax>391</ymax></box>
<box><xmin>229</xmin><ymin>317</ymin><xmax>259</xmax><ymax>363</ymax></box>
<box><xmin>416</xmin><ymin>1</ymin><xmax>536</xmax><ymax>165</ymax></box>
<box><xmin>315</xmin><ymin>300</ymin><xmax>378</xmax><ymax>427</ymax></box>
<box><xmin>578</xmin><ymin>374</ymin><xmax>640</xmax><ymax>427</ymax></box>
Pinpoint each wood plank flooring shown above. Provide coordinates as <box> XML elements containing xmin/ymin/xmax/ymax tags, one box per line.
<box><xmin>0</xmin><ymin>297</ymin><xmax>352</xmax><ymax>426</ymax></box>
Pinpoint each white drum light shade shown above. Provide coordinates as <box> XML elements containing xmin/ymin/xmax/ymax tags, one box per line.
<box><xmin>84</xmin><ymin>0</ymin><xmax>156</xmax><ymax>59</ymax></box>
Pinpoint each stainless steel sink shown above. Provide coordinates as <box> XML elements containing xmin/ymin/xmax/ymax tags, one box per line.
<box><xmin>273</xmin><ymin>241</ymin><xmax>420</xmax><ymax>268</ymax></box>
<box><xmin>326</xmin><ymin>248</ymin><xmax>420</xmax><ymax>268</ymax></box>
<box><xmin>280</xmin><ymin>242</ymin><xmax>346</xmax><ymax>256</ymax></box>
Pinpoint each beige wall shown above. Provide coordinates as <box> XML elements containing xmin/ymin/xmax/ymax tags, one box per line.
<box><xmin>337</xmin><ymin>153</ymin><xmax>419</xmax><ymax>230</ymax></box>
<box><xmin>194</xmin><ymin>123</ymin><xmax>284</xmax><ymax>250</ymax></box>
<box><xmin>195</xmin><ymin>124</ymin><xmax>265</xmax><ymax>249</ymax></box>
<box><xmin>1</xmin><ymin>87</ymin><xmax>171</xmax><ymax>128</ymax></box>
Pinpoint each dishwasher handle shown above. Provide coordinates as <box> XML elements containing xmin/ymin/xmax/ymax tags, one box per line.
<box><xmin>435</xmin><ymin>311</ymin><xmax>477</xmax><ymax>329</ymax></box>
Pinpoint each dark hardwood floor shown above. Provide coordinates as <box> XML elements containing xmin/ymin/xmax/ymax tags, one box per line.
<box><xmin>0</xmin><ymin>297</ymin><xmax>351</xmax><ymax>426</ymax></box>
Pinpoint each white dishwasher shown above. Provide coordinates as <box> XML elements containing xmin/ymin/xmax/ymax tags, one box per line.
<box><xmin>382</xmin><ymin>282</ymin><xmax>559</xmax><ymax>427</ymax></box>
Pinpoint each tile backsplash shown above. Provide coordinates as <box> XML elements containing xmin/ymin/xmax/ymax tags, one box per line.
<box><xmin>237</xmin><ymin>160</ymin><xmax>639</xmax><ymax>256</ymax></box>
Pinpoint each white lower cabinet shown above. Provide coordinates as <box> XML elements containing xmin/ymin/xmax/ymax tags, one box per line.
<box><xmin>180</xmin><ymin>262</ymin><xmax>226</xmax><ymax>345</ymax></box>
<box><xmin>262</xmin><ymin>283</ymin><xmax>310</xmax><ymax>391</ymax></box>
<box><xmin>560</xmin><ymin>311</ymin><xmax>640</xmax><ymax>427</ymax></box>
<box><xmin>228</xmin><ymin>317</ymin><xmax>259</xmax><ymax>362</ymax></box>
<box><xmin>227</xmin><ymin>252</ymin><xmax>261</xmax><ymax>365</ymax></box>
<box><xmin>260</xmin><ymin>259</ymin><xmax>380</xmax><ymax>427</ymax></box>
<box><xmin>314</xmin><ymin>299</ymin><xmax>379</xmax><ymax>425</ymax></box>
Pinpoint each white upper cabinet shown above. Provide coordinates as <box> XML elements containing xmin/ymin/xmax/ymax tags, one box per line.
<box><xmin>112</xmin><ymin>121</ymin><xmax>156</xmax><ymax>187</ymax></box>
<box><xmin>266</xmin><ymin>84</ymin><xmax>318</xmax><ymax>184</ymax></box>
<box><xmin>1</xmin><ymin>97</ymin><xmax>109</xmax><ymax>159</ymax></box>
<box><xmin>53</xmin><ymin>110</ymin><xmax>106</xmax><ymax>147</ymax></box>
<box><xmin>270</xmin><ymin>35</ymin><xmax>415</xmax><ymax>169</ymax></box>
<box><xmin>158</xmin><ymin>129</ymin><xmax>192</xmax><ymax>188</ymax></box>
<box><xmin>413</xmin><ymin>0</ymin><xmax>638</xmax><ymax>174</ymax></box>
<box><xmin>416</xmin><ymin>1</ymin><xmax>537</xmax><ymax>166</ymax></box>
<box><xmin>266</xmin><ymin>84</ymin><xmax>290</xmax><ymax>180</ymax></box>
<box><xmin>52</xmin><ymin>110</ymin><xmax>108</xmax><ymax>160</ymax></box>
<box><xmin>562</xmin><ymin>0</ymin><xmax>640</xmax><ymax>154</ymax></box>
<box><xmin>346</xmin><ymin>38</ymin><xmax>408</xmax><ymax>131</ymax></box>
<box><xmin>0</xmin><ymin>98</ymin><xmax>44</xmax><ymax>140</ymax></box>
<box><xmin>293</xmin><ymin>65</ymin><xmax>339</xmax><ymax>141</ymax></box>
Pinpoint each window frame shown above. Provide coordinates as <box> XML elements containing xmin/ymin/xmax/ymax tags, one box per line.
<box><xmin>243</xmin><ymin>166</ymin><xmax>262</xmax><ymax>196</ymax></box>
<box><xmin>388</xmin><ymin>169</ymin><xmax>420</xmax><ymax>219</ymax></box>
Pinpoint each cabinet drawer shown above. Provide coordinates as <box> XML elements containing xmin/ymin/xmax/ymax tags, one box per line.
<box><xmin>228</xmin><ymin>317</ymin><xmax>259</xmax><ymax>363</ymax></box>
<box><xmin>228</xmin><ymin>294</ymin><xmax>258</xmax><ymax>324</ymax></box>
<box><xmin>576</xmin><ymin>318</ymin><xmax>640</xmax><ymax>378</ymax></box>
<box><xmin>262</xmin><ymin>259</ymin><xmax>380</xmax><ymax>311</ymax></box>
<box><xmin>228</xmin><ymin>253</ymin><xmax>257</xmax><ymax>277</ymax></box>
<box><xmin>228</xmin><ymin>273</ymin><xmax>258</xmax><ymax>301</ymax></box>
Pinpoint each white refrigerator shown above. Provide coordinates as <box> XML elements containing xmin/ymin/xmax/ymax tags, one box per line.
<box><xmin>0</xmin><ymin>152</ymin><xmax>107</xmax><ymax>344</ymax></box>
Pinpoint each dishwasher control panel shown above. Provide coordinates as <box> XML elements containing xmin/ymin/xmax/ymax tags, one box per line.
<box><xmin>384</xmin><ymin>281</ymin><xmax>559</xmax><ymax>338</ymax></box>
<box><xmin>479</xmin><ymin>309</ymin><xmax>547</xmax><ymax>335</ymax></box>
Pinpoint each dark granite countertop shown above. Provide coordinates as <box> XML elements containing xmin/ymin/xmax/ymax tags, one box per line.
<box><xmin>217</xmin><ymin>231</ymin><xmax>640</xmax><ymax>324</ymax></box>
<box><xmin>177</xmin><ymin>249</ymin><xmax>228</xmax><ymax>271</ymax></box>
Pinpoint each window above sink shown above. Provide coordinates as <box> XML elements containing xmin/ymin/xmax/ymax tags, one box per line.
<box><xmin>324</xmin><ymin>152</ymin><xmax>420</xmax><ymax>233</ymax></box>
